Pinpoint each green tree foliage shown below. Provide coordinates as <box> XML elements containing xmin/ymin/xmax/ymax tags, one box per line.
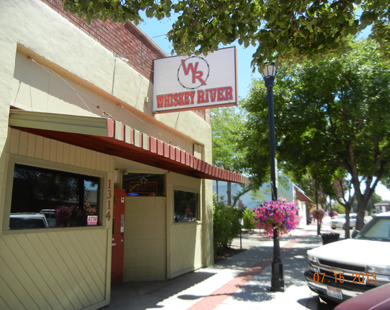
<box><xmin>213</xmin><ymin>195</ymin><xmax>243</xmax><ymax>251</ymax></box>
<box><xmin>211</xmin><ymin>106</ymin><xmax>246</xmax><ymax>172</ymax></box>
<box><xmin>211</xmin><ymin>106</ymin><xmax>251</xmax><ymax>206</ymax></box>
<box><xmin>242</xmin><ymin>208</ymin><xmax>257</xmax><ymax>230</ymax></box>
<box><xmin>62</xmin><ymin>0</ymin><xmax>389</xmax><ymax>68</ymax></box>
<box><xmin>330</xmin><ymin>203</ymin><xmax>345</xmax><ymax>214</ymax></box>
<box><xmin>241</xmin><ymin>39</ymin><xmax>390</xmax><ymax>230</ymax></box>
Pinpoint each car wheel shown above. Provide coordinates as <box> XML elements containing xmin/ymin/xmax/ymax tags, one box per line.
<box><xmin>331</xmin><ymin>227</ymin><xmax>336</xmax><ymax>230</ymax></box>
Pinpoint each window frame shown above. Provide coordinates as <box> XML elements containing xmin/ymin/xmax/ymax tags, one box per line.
<box><xmin>3</xmin><ymin>155</ymin><xmax>107</xmax><ymax>233</ymax></box>
<box><xmin>173</xmin><ymin>186</ymin><xmax>201</xmax><ymax>224</ymax></box>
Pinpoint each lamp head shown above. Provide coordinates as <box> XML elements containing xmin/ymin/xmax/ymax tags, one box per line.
<box><xmin>262</xmin><ymin>62</ymin><xmax>277</xmax><ymax>80</ymax></box>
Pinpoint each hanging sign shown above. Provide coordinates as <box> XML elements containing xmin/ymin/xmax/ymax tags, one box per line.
<box><xmin>153</xmin><ymin>47</ymin><xmax>238</xmax><ymax>113</ymax></box>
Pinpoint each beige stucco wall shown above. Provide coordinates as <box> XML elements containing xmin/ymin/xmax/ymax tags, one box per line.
<box><xmin>0</xmin><ymin>1</ymin><xmax>214</xmax><ymax>308</ymax></box>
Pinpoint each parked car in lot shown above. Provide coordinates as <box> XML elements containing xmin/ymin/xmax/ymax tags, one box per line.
<box><xmin>331</xmin><ymin>213</ymin><xmax>357</xmax><ymax>230</ymax></box>
<box><xmin>334</xmin><ymin>283</ymin><xmax>390</xmax><ymax>310</ymax></box>
<box><xmin>305</xmin><ymin>211</ymin><xmax>390</xmax><ymax>305</ymax></box>
<box><xmin>9</xmin><ymin>213</ymin><xmax>49</xmax><ymax>229</ymax></box>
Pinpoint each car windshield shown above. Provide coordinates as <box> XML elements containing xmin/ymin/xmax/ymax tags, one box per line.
<box><xmin>338</xmin><ymin>214</ymin><xmax>346</xmax><ymax>219</ymax></box>
<box><xmin>9</xmin><ymin>217</ymin><xmax>47</xmax><ymax>229</ymax></box>
<box><xmin>355</xmin><ymin>217</ymin><xmax>390</xmax><ymax>242</ymax></box>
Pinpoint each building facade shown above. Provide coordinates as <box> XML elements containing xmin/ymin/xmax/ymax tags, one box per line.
<box><xmin>0</xmin><ymin>1</ymin><xmax>247</xmax><ymax>309</ymax></box>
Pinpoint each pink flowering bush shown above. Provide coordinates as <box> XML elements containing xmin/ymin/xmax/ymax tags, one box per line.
<box><xmin>55</xmin><ymin>202</ymin><xmax>97</xmax><ymax>227</ymax></box>
<box><xmin>253</xmin><ymin>197</ymin><xmax>301</xmax><ymax>237</ymax></box>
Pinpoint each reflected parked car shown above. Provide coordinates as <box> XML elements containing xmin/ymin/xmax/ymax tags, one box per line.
<box><xmin>40</xmin><ymin>209</ymin><xmax>56</xmax><ymax>227</ymax></box>
<box><xmin>9</xmin><ymin>213</ymin><xmax>49</xmax><ymax>229</ymax></box>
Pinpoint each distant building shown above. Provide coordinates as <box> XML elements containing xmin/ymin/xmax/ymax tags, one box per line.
<box><xmin>374</xmin><ymin>202</ymin><xmax>390</xmax><ymax>214</ymax></box>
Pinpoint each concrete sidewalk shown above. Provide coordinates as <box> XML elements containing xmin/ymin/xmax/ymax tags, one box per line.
<box><xmin>103</xmin><ymin>223</ymin><xmax>334</xmax><ymax>310</ymax></box>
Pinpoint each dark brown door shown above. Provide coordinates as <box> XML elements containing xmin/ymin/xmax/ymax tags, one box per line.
<box><xmin>111</xmin><ymin>189</ymin><xmax>126</xmax><ymax>285</ymax></box>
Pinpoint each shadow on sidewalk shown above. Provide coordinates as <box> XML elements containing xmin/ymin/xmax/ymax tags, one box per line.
<box><xmin>104</xmin><ymin>271</ymin><xmax>216</xmax><ymax>310</ymax></box>
<box><xmin>177</xmin><ymin>284</ymin><xmax>275</xmax><ymax>302</ymax></box>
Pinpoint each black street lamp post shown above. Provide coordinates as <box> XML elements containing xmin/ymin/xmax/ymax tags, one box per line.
<box><xmin>316</xmin><ymin>189</ymin><xmax>320</xmax><ymax>235</ymax></box>
<box><xmin>263</xmin><ymin>62</ymin><xmax>284</xmax><ymax>292</ymax></box>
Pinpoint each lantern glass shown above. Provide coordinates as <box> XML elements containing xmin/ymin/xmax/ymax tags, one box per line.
<box><xmin>263</xmin><ymin>62</ymin><xmax>277</xmax><ymax>79</ymax></box>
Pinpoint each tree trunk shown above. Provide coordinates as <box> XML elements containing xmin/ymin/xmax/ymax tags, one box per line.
<box><xmin>347</xmin><ymin>143</ymin><xmax>384</xmax><ymax>230</ymax></box>
<box><xmin>227</xmin><ymin>181</ymin><xmax>232</xmax><ymax>206</ymax></box>
<box><xmin>355</xmin><ymin>194</ymin><xmax>366</xmax><ymax>230</ymax></box>
<box><xmin>345</xmin><ymin>204</ymin><xmax>351</xmax><ymax>239</ymax></box>
<box><xmin>348</xmin><ymin>176</ymin><xmax>367</xmax><ymax>230</ymax></box>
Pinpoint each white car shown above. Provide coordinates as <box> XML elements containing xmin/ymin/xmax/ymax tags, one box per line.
<box><xmin>9</xmin><ymin>213</ymin><xmax>49</xmax><ymax>229</ymax></box>
<box><xmin>40</xmin><ymin>209</ymin><xmax>56</xmax><ymax>227</ymax></box>
<box><xmin>305</xmin><ymin>212</ymin><xmax>390</xmax><ymax>305</ymax></box>
<box><xmin>331</xmin><ymin>213</ymin><xmax>357</xmax><ymax>230</ymax></box>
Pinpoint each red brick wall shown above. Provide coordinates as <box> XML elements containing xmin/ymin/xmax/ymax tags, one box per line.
<box><xmin>42</xmin><ymin>0</ymin><xmax>209</xmax><ymax>122</ymax></box>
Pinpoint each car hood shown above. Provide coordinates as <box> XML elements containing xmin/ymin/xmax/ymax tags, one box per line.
<box><xmin>308</xmin><ymin>239</ymin><xmax>390</xmax><ymax>267</ymax></box>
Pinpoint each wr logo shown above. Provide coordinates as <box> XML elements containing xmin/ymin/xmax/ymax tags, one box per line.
<box><xmin>177</xmin><ymin>56</ymin><xmax>210</xmax><ymax>90</ymax></box>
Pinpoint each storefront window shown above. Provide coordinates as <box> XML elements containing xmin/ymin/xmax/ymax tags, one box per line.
<box><xmin>9</xmin><ymin>164</ymin><xmax>100</xmax><ymax>229</ymax></box>
<box><xmin>123</xmin><ymin>173</ymin><xmax>165</xmax><ymax>197</ymax></box>
<box><xmin>174</xmin><ymin>190</ymin><xmax>199</xmax><ymax>222</ymax></box>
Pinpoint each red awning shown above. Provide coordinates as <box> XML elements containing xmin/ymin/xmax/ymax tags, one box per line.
<box><xmin>9</xmin><ymin>110</ymin><xmax>249</xmax><ymax>184</ymax></box>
